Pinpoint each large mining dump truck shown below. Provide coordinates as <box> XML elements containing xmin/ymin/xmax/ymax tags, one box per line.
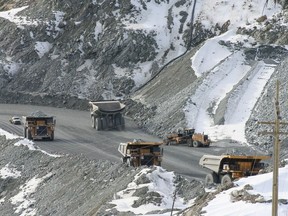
<box><xmin>199</xmin><ymin>154</ymin><xmax>271</xmax><ymax>186</ymax></box>
<box><xmin>89</xmin><ymin>100</ymin><xmax>125</xmax><ymax>130</ymax></box>
<box><xmin>23</xmin><ymin>111</ymin><xmax>56</xmax><ymax>141</ymax></box>
<box><xmin>118</xmin><ymin>139</ymin><xmax>163</xmax><ymax>167</ymax></box>
<box><xmin>164</xmin><ymin>128</ymin><xmax>195</xmax><ymax>145</ymax></box>
<box><xmin>164</xmin><ymin>128</ymin><xmax>211</xmax><ymax>147</ymax></box>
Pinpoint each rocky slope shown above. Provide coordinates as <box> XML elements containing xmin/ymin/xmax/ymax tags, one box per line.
<box><xmin>0</xmin><ymin>0</ymin><xmax>199</xmax><ymax>101</ymax></box>
<box><xmin>0</xmin><ymin>136</ymin><xmax>204</xmax><ymax>216</ymax></box>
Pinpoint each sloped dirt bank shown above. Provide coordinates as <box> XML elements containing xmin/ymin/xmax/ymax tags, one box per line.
<box><xmin>0</xmin><ymin>136</ymin><xmax>204</xmax><ymax>216</ymax></box>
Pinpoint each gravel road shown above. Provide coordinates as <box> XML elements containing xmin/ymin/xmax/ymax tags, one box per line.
<box><xmin>0</xmin><ymin>104</ymin><xmax>268</xmax><ymax>181</ymax></box>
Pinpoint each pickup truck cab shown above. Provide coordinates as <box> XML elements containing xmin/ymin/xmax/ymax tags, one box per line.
<box><xmin>9</xmin><ymin>116</ymin><xmax>21</xmax><ymax>125</ymax></box>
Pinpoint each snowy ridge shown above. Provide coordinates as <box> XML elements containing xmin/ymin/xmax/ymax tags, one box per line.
<box><xmin>185</xmin><ymin>50</ymin><xmax>250</xmax><ymax>134</ymax></box>
<box><xmin>224</xmin><ymin>61</ymin><xmax>277</xmax><ymax>125</ymax></box>
<box><xmin>110</xmin><ymin>167</ymin><xmax>193</xmax><ymax>215</ymax></box>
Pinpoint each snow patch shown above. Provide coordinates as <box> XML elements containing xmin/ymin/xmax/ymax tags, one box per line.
<box><xmin>35</xmin><ymin>42</ymin><xmax>53</xmax><ymax>58</ymax></box>
<box><xmin>202</xmin><ymin>165</ymin><xmax>288</xmax><ymax>216</ymax></box>
<box><xmin>10</xmin><ymin>173</ymin><xmax>54</xmax><ymax>216</ymax></box>
<box><xmin>14</xmin><ymin>139</ymin><xmax>62</xmax><ymax>158</ymax></box>
<box><xmin>0</xmin><ymin>163</ymin><xmax>21</xmax><ymax>179</ymax></box>
<box><xmin>94</xmin><ymin>21</ymin><xmax>103</xmax><ymax>41</ymax></box>
<box><xmin>111</xmin><ymin>167</ymin><xmax>192</xmax><ymax>215</ymax></box>
<box><xmin>0</xmin><ymin>128</ymin><xmax>19</xmax><ymax>139</ymax></box>
<box><xmin>0</xmin><ymin>6</ymin><xmax>39</xmax><ymax>28</ymax></box>
<box><xmin>46</xmin><ymin>11</ymin><xmax>66</xmax><ymax>38</ymax></box>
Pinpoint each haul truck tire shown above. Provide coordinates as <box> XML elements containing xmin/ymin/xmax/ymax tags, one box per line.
<box><xmin>115</xmin><ymin>116</ymin><xmax>121</xmax><ymax>130</ymax></box>
<box><xmin>27</xmin><ymin>129</ymin><xmax>32</xmax><ymax>140</ymax></box>
<box><xmin>193</xmin><ymin>140</ymin><xmax>200</xmax><ymax>147</ymax></box>
<box><xmin>121</xmin><ymin>117</ymin><xmax>125</xmax><ymax>130</ymax></box>
<box><xmin>95</xmin><ymin>118</ymin><xmax>101</xmax><ymax>131</ymax></box>
<box><xmin>50</xmin><ymin>131</ymin><xmax>54</xmax><ymax>141</ymax></box>
<box><xmin>187</xmin><ymin>139</ymin><xmax>193</xmax><ymax>147</ymax></box>
<box><xmin>91</xmin><ymin>116</ymin><xmax>96</xmax><ymax>128</ymax></box>
<box><xmin>205</xmin><ymin>172</ymin><xmax>218</xmax><ymax>186</ymax></box>
<box><xmin>122</xmin><ymin>157</ymin><xmax>127</xmax><ymax>163</ymax></box>
<box><xmin>23</xmin><ymin>127</ymin><xmax>27</xmax><ymax>138</ymax></box>
<box><xmin>126</xmin><ymin>158</ymin><xmax>132</xmax><ymax>166</ymax></box>
<box><xmin>221</xmin><ymin>174</ymin><xmax>232</xmax><ymax>186</ymax></box>
<box><xmin>101</xmin><ymin>118</ymin><xmax>107</xmax><ymax>130</ymax></box>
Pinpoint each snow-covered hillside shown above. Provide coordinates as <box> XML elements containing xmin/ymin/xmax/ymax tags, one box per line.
<box><xmin>185</xmin><ymin>33</ymin><xmax>277</xmax><ymax>143</ymax></box>
<box><xmin>128</xmin><ymin>0</ymin><xmax>288</xmax><ymax>146</ymax></box>
<box><xmin>184</xmin><ymin>0</ymin><xmax>283</xmax><ymax>144</ymax></box>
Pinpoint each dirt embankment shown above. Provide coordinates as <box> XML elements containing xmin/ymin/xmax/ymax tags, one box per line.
<box><xmin>0</xmin><ymin>136</ymin><xmax>137</xmax><ymax>215</ymax></box>
<box><xmin>0</xmin><ymin>136</ymin><xmax>204</xmax><ymax>216</ymax></box>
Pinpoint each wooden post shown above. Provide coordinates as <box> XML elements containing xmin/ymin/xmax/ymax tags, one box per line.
<box><xmin>272</xmin><ymin>80</ymin><xmax>280</xmax><ymax>216</ymax></box>
<box><xmin>258</xmin><ymin>80</ymin><xmax>288</xmax><ymax>216</ymax></box>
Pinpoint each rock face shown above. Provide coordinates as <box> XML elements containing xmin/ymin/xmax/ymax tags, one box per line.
<box><xmin>245</xmin><ymin>57</ymin><xmax>288</xmax><ymax>159</ymax></box>
<box><xmin>0</xmin><ymin>0</ymin><xmax>200</xmax><ymax>101</ymax></box>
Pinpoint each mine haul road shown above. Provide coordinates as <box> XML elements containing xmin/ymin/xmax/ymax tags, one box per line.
<box><xmin>0</xmin><ymin>104</ymin><xmax>261</xmax><ymax>181</ymax></box>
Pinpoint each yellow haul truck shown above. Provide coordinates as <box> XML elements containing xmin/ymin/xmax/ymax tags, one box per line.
<box><xmin>23</xmin><ymin>111</ymin><xmax>56</xmax><ymax>141</ymax></box>
<box><xmin>199</xmin><ymin>154</ymin><xmax>271</xmax><ymax>186</ymax></box>
<box><xmin>118</xmin><ymin>139</ymin><xmax>163</xmax><ymax>167</ymax></box>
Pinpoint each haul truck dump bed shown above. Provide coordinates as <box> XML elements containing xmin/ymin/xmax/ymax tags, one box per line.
<box><xmin>199</xmin><ymin>154</ymin><xmax>271</xmax><ymax>185</ymax></box>
<box><xmin>118</xmin><ymin>139</ymin><xmax>163</xmax><ymax>167</ymax></box>
<box><xmin>23</xmin><ymin>111</ymin><xmax>56</xmax><ymax>141</ymax></box>
<box><xmin>89</xmin><ymin>100</ymin><xmax>125</xmax><ymax>130</ymax></box>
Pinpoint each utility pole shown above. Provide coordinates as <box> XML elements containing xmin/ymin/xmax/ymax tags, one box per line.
<box><xmin>258</xmin><ymin>80</ymin><xmax>288</xmax><ymax>216</ymax></box>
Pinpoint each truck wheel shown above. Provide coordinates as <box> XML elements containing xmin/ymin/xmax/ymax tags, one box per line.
<box><xmin>205</xmin><ymin>172</ymin><xmax>219</xmax><ymax>186</ymax></box>
<box><xmin>126</xmin><ymin>158</ymin><xmax>131</xmax><ymax>166</ymax></box>
<box><xmin>121</xmin><ymin>117</ymin><xmax>125</xmax><ymax>130</ymax></box>
<box><xmin>27</xmin><ymin>129</ymin><xmax>32</xmax><ymax>140</ymax></box>
<box><xmin>187</xmin><ymin>139</ymin><xmax>193</xmax><ymax>147</ymax></box>
<box><xmin>101</xmin><ymin>118</ymin><xmax>107</xmax><ymax>130</ymax></box>
<box><xmin>23</xmin><ymin>127</ymin><xmax>27</xmax><ymax>138</ymax></box>
<box><xmin>91</xmin><ymin>116</ymin><xmax>96</xmax><ymax>128</ymax></box>
<box><xmin>95</xmin><ymin>118</ymin><xmax>101</xmax><ymax>131</ymax></box>
<box><xmin>115</xmin><ymin>117</ymin><xmax>122</xmax><ymax>130</ymax></box>
<box><xmin>221</xmin><ymin>174</ymin><xmax>232</xmax><ymax>186</ymax></box>
<box><xmin>122</xmin><ymin>157</ymin><xmax>127</xmax><ymax>163</ymax></box>
<box><xmin>193</xmin><ymin>141</ymin><xmax>200</xmax><ymax>147</ymax></box>
<box><xmin>50</xmin><ymin>131</ymin><xmax>54</xmax><ymax>141</ymax></box>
